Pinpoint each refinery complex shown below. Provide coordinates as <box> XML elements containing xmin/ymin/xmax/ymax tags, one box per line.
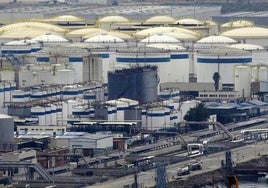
<box><xmin>0</xmin><ymin>0</ymin><xmax>267</xmax><ymax>187</ymax></box>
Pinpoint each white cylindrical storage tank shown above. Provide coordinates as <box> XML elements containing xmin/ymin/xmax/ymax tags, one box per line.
<box><xmin>141</xmin><ymin>109</ymin><xmax>147</xmax><ymax>129</ymax></box>
<box><xmin>115</xmin><ymin>47</ymin><xmax>171</xmax><ymax>84</ymax></box>
<box><xmin>69</xmin><ymin>56</ymin><xmax>83</xmax><ymax>83</ymax></box>
<box><xmin>228</xmin><ymin>43</ymin><xmax>267</xmax><ymax>65</ymax></box>
<box><xmin>3</xmin><ymin>82</ymin><xmax>13</xmax><ymax>104</ymax></box>
<box><xmin>91</xmin><ymin>51</ymin><xmax>113</xmax><ymax>83</ymax></box>
<box><xmin>72</xmin><ymin>105</ymin><xmax>88</xmax><ymax>118</ymax></box>
<box><xmin>62</xmin><ymin>85</ymin><xmax>79</xmax><ymax>99</ymax></box>
<box><xmin>95</xmin><ymin>88</ymin><xmax>102</xmax><ymax>102</ymax></box>
<box><xmin>12</xmin><ymin>90</ymin><xmax>31</xmax><ymax>103</ymax></box>
<box><xmin>252</xmin><ymin>66</ymin><xmax>268</xmax><ymax>82</ymax></box>
<box><xmin>62</xmin><ymin>100</ymin><xmax>79</xmax><ymax>123</ymax></box>
<box><xmin>0</xmin><ymin>70</ymin><xmax>15</xmax><ymax>82</ymax></box>
<box><xmin>54</xmin><ymin>69</ymin><xmax>75</xmax><ymax>85</ymax></box>
<box><xmin>258</xmin><ymin>66</ymin><xmax>268</xmax><ymax>81</ymax></box>
<box><xmin>31</xmin><ymin>90</ymin><xmax>45</xmax><ymax>100</ymax></box>
<box><xmin>180</xmin><ymin>100</ymin><xmax>199</xmax><ymax>121</ymax></box>
<box><xmin>83</xmin><ymin>90</ymin><xmax>96</xmax><ymax>103</ymax></box>
<box><xmin>107</xmin><ymin>106</ymin><xmax>117</xmax><ymax>121</ymax></box>
<box><xmin>50</xmin><ymin>104</ymin><xmax>57</xmax><ymax>125</ymax></box>
<box><xmin>164</xmin><ymin>108</ymin><xmax>171</xmax><ymax>128</ymax></box>
<box><xmin>234</xmin><ymin>65</ymin><xmax>251</xmax><ymax>98</ymax></box>
<box><xmin>56</xmin><ymin>103</ymin><xmax>63</xmax><ymax>126</ymax></box>
<box><xmin>196</xmin><ymin>47</ymin><xmax>252</xmax><ymax>85</ymax></box>
<box><xmin>147</xmin><ymin>43</ymin><xmax>189</xmax><ymax>82</ymax></box>
<box><xmin>116</xmin><ymin>101</ymin><xmax>129</xmax><ymax>122</ymax></box>
<box><xmin>31</xmin><ymin>106</ymin><xmax>46</xmax><ymax>126</ymax></box>
<box><xmin>0</xmin><ymin>114</ymin><xmax>14</xmax><ymax>147</ymax></box>
<box><xmin>146</xmin><ymin>107</ymin><xmax>169</xmax><ymax>130</ymax></box>
<box><xmin>45</xmin><ymin>105</ymin><xmax>51</xmax><ymax>126</ymax></box>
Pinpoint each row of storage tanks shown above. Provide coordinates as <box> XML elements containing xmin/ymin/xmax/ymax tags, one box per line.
<box><xmin>2</xmin><ymin>42</ymin><xmax>267</xmax><ymax>88</ymax></box>
<box><xmin>30</xmin><ymin>95</ymin><xmax>197</xmax><ymax>131</ymax></box>
<box><xmin>0</xmin><ymin>19</ymin><xmax>267</xmax><ymax>87</ymax></box>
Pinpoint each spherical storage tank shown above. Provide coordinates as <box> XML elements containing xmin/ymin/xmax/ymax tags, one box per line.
<box><xmin>108</xmin><ymin>66</ymin><xmax>159</xmax><ymax>104</ymax></box>
<box><xmin>234</xmin><ymin>65</ymin><xmax>251</xmax><ymax>98</ymax></box>
<box><xmin>0</xmin><ymin>114</ymin><xmax>14</xmax><ymax>146</ymax></box>
<box><xmin>196</xmin><ymin>47</ymin><xmax>252</xmax><ymax>85</ymax></box>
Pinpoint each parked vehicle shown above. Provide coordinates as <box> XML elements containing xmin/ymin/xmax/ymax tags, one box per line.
<box><xmin>177</xmin><ymin>166</ymin><xmax>190</xmax><ymax>176</ymax></box>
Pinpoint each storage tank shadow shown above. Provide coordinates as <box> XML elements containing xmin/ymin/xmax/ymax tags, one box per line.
<box><xmin>108</xmin><ymin>66</ymin><xmax>159</xmax><ymax>104</ymax></box>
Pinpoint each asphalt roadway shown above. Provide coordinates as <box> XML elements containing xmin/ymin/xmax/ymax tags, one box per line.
<box><xmin>88</xmin><ymin>141</ymin><xmax>268</xmax><ymax>188</ymax></box>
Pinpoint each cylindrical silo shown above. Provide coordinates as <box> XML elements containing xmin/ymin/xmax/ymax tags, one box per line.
<box><xmin>115</xmin><ymin>47</ymin><xmax>170</xmax><ymax>84</ymax></box>
<box><xmin>234</xmin><ymin>65</ymin><xmax>251</xmax><ymax>98</ymax></box>
<box><xmin>54</xmin><ymin>69</ymin><xmax>75</xmax><ymax>85</ymax></box>
<box><xmin>45</xmin><ymin>105</ymin><xmax>51</xmax><ymax>126</ymax></box>
<box><xmin>62</xmin><ymin>100</ymin><xmax>79</xmax><ymax>123</ymax></box>
<box><xmin>108</xmin><ymin>66</ymin><xmax>159</xmax><ymax>104</ymax></box>
<box><xmin>12</xmin><ymin>90</ymin><xmax>31</xmax><ymax>102</ymax></box>
<box><xmin>69</xmin><ymin>56</ymin><xmax>83</xmax><ymax>83</ymax></box>
<box><xmin>147</xmin><ymin>43</ymin><xmax>189</xmax><ymax>82</ymax></box>
<box><xmin>107</xmin><ymin>105</ymin><xmax>117</xmax><ymax>121</ymax></box>
<box><xmin>147</xmin><ymin>107</ymin><xmax>169</xmax><ymax>130</ymax></box>
<box><xmin>196</xmin><ymin>47</ymin><xmax>252</xmax><ymax>85</ymax></box>
<box><xmin>50</xmin><ymin>104</ymin><xmax>57</xmax><ymax>125</ymax></box>
<box><xmin>0</xmin><ymin>70</ymin><xmax>15</xmax><ymax>82</ymax></box>
<box><xmin>180</xmin><ymin>100</ymin><xmax>199</xmax><ymax>121</ymax></box>
<box><xmin>31</xmin><ymin>106</ymin><xmax>46</xmax><ymax>126</ymax></box>
<box><xmin>84</xmin><ymin>90</ymin><xmax>96</xmax><ymax>103</ymax></box>
<box><xmin>115</xmin><ymin>100</ymin><xmax>129</xmax><ymax>122</ymax></box>
<box><xmin>251</xmin><ymin>65</ymin><xmax>268</xmax><ymax>82</ymax></box>
<box><xmin>141</xmin><ymin>109</ymin><xmax>147</xmax><ymax>129</ymax></box>
<box><xmin>0</xmin><ymin>114</ymin><xmax>14</xmax><ymax>147</ymax></box>
<box><xmin>62</xmin><ymin>85</ymin><xmax>79</xmax><ymax>99</ymax></box>
<box><xmin>136</xmin><ymin>66</ymin><xmax>159</xmax><ymax>104</ymax></box>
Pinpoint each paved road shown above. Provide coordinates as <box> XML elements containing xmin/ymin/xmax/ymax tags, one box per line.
<box><xmin>87</xmin><ymin>141</ymin><xmax>268</xmax><ymax>188</ymax></box>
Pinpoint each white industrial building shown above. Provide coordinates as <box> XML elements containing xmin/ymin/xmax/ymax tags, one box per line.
<box><xmin>66</xmin><ymin>132</ymin><xmax>113</xmax><ymax>152</ymax></box>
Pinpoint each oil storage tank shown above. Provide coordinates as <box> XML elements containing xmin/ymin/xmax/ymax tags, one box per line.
<box><xmin>0</xmin><ymin>114</ymin><xmax>14</xmax><ymax>150</ymax></box>
<box><xmin>196</xmin><ymin>47</ymin><xmax>252</xmax><ymax>87</ymax></box>
<box><xmin>147</xmin><ymin>43</ymin><xmax>189</xmax><ymax>82</ymax></box>
<box><xmin>115</xmin><ymin>47</ymin><xmax>170</xmax><ymax>84</ymax></box>
<box><xmin>108</xmin><ymin>66</ymin><xmax>159</xmax><ymax>104</ymax></box>
<box><xmin>234</xmin><ymin>65</ymin><xmax>251</xmax><ymax>98</ymax></box>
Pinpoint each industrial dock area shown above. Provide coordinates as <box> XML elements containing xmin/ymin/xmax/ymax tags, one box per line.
<box><xmin>0</xmin><ymin>0</ymin><xmax>267</xmax><ymax>187</ymax></box>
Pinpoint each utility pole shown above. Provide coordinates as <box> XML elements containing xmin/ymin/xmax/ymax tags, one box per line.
<box><xmin>225</xmin><ymin>151</ymin><xmax>239</xmax><ymax>188</ymax></box>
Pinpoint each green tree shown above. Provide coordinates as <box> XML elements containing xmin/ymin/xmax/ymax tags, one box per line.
<box><xmin>184</xmin><ymin>103</ymin><xmax>209</xmax><ymax>131</ymax></box>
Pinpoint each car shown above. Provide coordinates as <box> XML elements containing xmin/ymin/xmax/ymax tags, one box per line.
<box><xmin>177</xmin><ymin>166</ymin><xmax>190</xmax><ymax>176</ymax></box>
